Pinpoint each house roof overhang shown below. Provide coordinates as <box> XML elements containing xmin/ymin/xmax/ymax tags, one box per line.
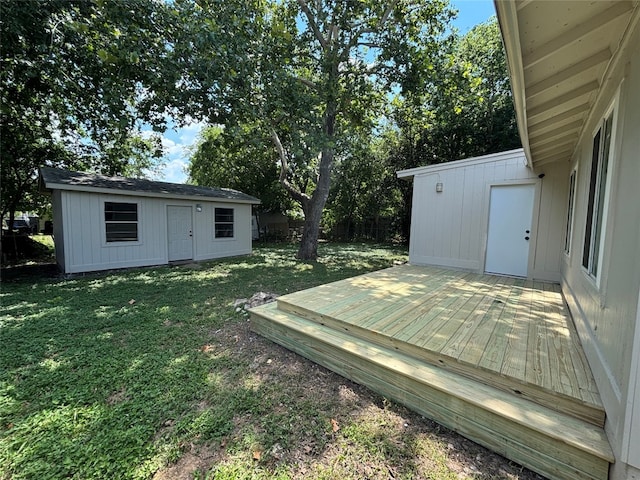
<box><xmin>494</xmin><ymin>0</ymin><xmax>639</xmax><ymax>169</ymax></box>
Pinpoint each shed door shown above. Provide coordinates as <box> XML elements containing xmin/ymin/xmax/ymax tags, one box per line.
<box><xmin>485</xmin><ymin>184</ymin><xmax>535</xmax><ymax>277</ymax></box>
<box><xmin>167</xmin><ymin>206</ymin><xmax>193</xmax><ymax>262</ymax></box>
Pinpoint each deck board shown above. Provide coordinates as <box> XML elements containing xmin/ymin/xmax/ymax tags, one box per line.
<box><xmin>273</xmin><ymin>264</ymin><xmax>604</xmax><ymax>426</ymax></box>
<box><xmin>250</xmin><ymin>302</ymin><xmax>613</xmax><ymax>480</ymax></box>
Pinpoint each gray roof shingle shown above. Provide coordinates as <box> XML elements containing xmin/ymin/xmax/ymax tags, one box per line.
<box><xmin>39</xmin><ymin>167</ymin><xmax>260</xmax><ymax>204</ymax></box>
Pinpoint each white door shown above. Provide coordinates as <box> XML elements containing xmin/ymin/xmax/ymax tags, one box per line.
<box><xmin>485</xmin><ymin>184</ymin><xmax>535</xmax><ymax>277</ymax></box>
<box><xmin>167</xmin><ymin>206</ymin><xmax>193</xmax><ymax>261</ymax></box>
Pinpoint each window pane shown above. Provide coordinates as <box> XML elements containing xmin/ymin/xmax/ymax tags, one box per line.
<box><xmin>105</xmin><ymin>202</ymin><xmax>138</xmax><ymax>242</ymax></box>
<box><xmin>591</xmin><ymin>114</ymin><xmax>614</xmax><ymax>276</ymax></box>
<box><xmin>215</xmin><ymin>224</ymin><xmax>234</xmax><ymax>238</ymax></box>
<box><xmin>105</xmin><ymin>202</ymin><xmax>138</xmax><ymax>222</ymax></box>
<box><xmin>214</xmin><ymin>208</ymin><xmax>234</xmax><ymax>238</ymax></box>
<box><xmin>215</xmin><ymin>208</ymin><xmax>234</xmax><ymax>223</ymax></box>
<box><xmin>106</xmin><ymin>223</ymin><xmax>138</xmax><ymax>242</ymax></box>
<box><xmin>564</xmin><ymin>171</ymin><xmax>576</xmax><ymax>254</ymax></box>
<box><xmin>583</xmin><ymin>129</ymin><xmax>601</xmax><ymax>269</ymax></box>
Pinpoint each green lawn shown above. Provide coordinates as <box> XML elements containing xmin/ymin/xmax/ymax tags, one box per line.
<box><xmin>1</xmin><ymin>243</ymin><xmax>411</xmax><ymax>480</ymax></box>
<box><xmin>1</xmin><ymin>243</ymin><xmax>535</xmax><ymax>480</ymax></box>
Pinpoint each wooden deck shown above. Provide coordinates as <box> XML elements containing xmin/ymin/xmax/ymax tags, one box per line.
<box><xmin>250</xmin><ymin>265</ymin><xmax>613</xmax><ymax>480</ymax></box>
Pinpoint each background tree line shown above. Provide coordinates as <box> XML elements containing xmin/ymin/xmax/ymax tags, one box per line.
<box><xmin>1</xmin><ymin>0</ymin><xmax>519</xmax><ymax>259</ymax></box>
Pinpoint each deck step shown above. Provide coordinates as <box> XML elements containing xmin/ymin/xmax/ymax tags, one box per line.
<box><xmin>250</xmin><ymin>302</ymin><xmax>613</xmax><ymax>480</ymax></box>
<box><xmin>277</xmin><ymin>295</ymin><xmax>606</xmax><ymax>428</ymax></box>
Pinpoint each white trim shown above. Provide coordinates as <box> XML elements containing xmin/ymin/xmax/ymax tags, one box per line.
<box><xmin>397</xmin><ymin>149</ymin><xmax>526</xmax><ymax>179</ymax></box>
<box><xmin>581</xmin><ymin>89</ymin><xmax>621</xmax><ymax>302</ymax></box>
<box><xmin>101</xmin><ymin>198</ymin><xmax>143</xmax><ymax>247</ymax></box>
<box><xmin>563</xmin><ymin>167</ymin><xmax>578</xmax><ymax>258</ymax></box>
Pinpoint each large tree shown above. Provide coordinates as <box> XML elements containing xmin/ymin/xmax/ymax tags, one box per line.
<box><xmin>173</xmin><ymin>0</ymin><xmax>453</xmax><ymax>259</ymax></box>
<box><xmin>0</xmin><ymin>0</ymin><xmax>179</xmax><ymax>229</ymax></box>
<box><xmin>385</xmin><ymin>17</ymin><xmax>520</xmax><ymax>237</ymax></box>
<box><xmin>390</xmin><ymin>17</ymin><xmax>519</xmax><ymax>168</ymax></box>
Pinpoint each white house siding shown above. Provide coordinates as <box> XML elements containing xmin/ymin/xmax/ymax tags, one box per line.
<box><xmin>56</xmin><ymin>191</ymin><xmax>253</xmax><ymax>274</ymax></box>
<box><xmin>403</xmin><ymin>149</ymin><xmax>568</xmax><ymax>282</ymax></box>
<box><xmin>560</xmin><ymin>26</ymin><xmax>640</xmax><ymax>473</ymax></box>
<box><xmin>191</xmin><ymin>201</ymin><xmax>252</xmax><ymax>261</ymax></box>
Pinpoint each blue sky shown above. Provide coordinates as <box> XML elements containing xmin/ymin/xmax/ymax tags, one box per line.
<box><xmin>153</xmin><ymin>0</ymin><xmax>496</xmax><ymax>184</ymax></box>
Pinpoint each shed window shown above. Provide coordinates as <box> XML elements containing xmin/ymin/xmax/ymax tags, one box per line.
<box><xmin>215</xmin><ymin>208</ymin><xmax>234</xmax><ymax>238</ymax></box>
<box><xmin>582</xmin><ymin>111</ymin><xmax>613</xmax><ymax>277</ymax></box>
<box><xmin>105</xmin><ymin>202</ymin><xmax>138</xmax><ymax>242</ymax></box>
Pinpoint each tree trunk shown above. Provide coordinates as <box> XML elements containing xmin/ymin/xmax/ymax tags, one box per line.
<box><xmin>297</xmin><ymin>199</ymin><xmax>324</xmax><ymax>260</ymax></box>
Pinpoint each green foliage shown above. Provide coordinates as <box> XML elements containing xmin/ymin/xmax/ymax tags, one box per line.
<box><xmin>0</xmin><ymin>244</ymin><xmax>407</xmax><ymax>480</ymax></box>
<box><xmin>325</xmin><ymin>132</ymin><xmax>401</xmax><ymax>240</ymax></box>
<box><xmin>0</xmin><ymin>0</ymin><xmax>170</xmax><ymax>226</ymax></box>
<box><xmin>188</xmin><ymin>125</ymin><xmax>293</xmax><ymax>213</ymax></box>
<box><xmin>389</xmin><ymin>17</ymin><xmax>520</xmax><ymax>170</ymax></box>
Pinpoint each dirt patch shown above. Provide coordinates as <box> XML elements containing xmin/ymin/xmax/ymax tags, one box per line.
<box><xmin>156</xmin><ymin>317</ymin><xmax>546</xmax><ymax>479</ymax></box>
<box><xmin>153</xmin><ymin>444</ymin><xmax>222</xmax><ymax>480</ymax></box>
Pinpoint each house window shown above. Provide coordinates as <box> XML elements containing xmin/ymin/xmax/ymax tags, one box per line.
<box><xmin>105</xmin><ymin>202</ymin><xmax>138</xmax><ymax>242</ymax></box>
<box><xmin>582</xmin><ymin>111</ymin><xmax>614</xmax><ymax>277</ymax></box>
<box><xmin>215</xmin><ymin>208</ymin><xmax>234</xmax><ymax>238</ymax></box>
<box><xmin>564</xmin><ymin>170</ymin><xmax>577</xmax><ymax>254</ymax></box>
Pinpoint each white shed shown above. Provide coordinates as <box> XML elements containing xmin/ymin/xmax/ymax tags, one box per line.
<box><xmin>397</xmin><ymin>148</ymin><xmax>567</xmax><ymax>282</ymax></box>
<box><xmin>39</xmin><ymin>167</ymin><xmax>260</xmax><ymax>274</ymax></box>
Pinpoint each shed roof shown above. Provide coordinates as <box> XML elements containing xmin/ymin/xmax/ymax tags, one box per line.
<box><xmin>39</xmin><ymin>167</ymin><xmax>261</xmax><ymax>204</ymax></box>
<box><xmin>397</xmin><ymin>148</ymin><xmax>525</xmax><ymax>180</ymax></box>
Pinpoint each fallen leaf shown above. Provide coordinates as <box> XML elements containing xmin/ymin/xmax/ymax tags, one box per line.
<box><xmin>252</xmin><ymin>450</ymin><xmax>262</xmax><ymax>461</ymax></box>
<box><xmin>331</xmin><ymin>418</ymin><xmax>340</xmax><ymax>432</ymax></box>
<box><xmin>128</xmin><ymin>299</ymin><xmax>136</xmax><ymax>305</ymax></box>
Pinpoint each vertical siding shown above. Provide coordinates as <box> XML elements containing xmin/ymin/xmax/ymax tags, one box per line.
<box><xmin>407</xmin><ymin>150</ymin><xmax>566</xmax><ymax>282</ymax></box>
<box><xmin>63</xmin><ymin>192</ymin><xmax>167</xmax><ymax>273</ymax></box>
<box><xmin>193</xmin><ymin>202</ymin><xmax>252</xmax><ymax>261</ymax></box>
<box><xmin>561</xmin><ymin>31</ymin><xmax>640</xmax><ymax>459</ymax></box>
<box><xmin>58</xmin><ymin>192</ymin><xmax>254</xmax><ymax>273</ymax></box>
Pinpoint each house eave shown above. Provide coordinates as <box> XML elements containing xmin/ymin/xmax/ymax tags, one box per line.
<box><xmin>494</xmin><ymin>0</ymin><xmax>639</xmax><ymax>169</ymax></box>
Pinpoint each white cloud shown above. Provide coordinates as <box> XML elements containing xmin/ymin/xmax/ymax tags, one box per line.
<box><xmin>147</xmin><ymin>120</ymin><xmax>206</xmax><ymax>184</ymax></box>
<box><xmin>158</xmin><ymin>158</ymin><xmax>190</xmax><ymax>184</ymax></box>
<box><xmin>161</xmin><ymin>136</ymin><xmax>183</xmax><ymax>158</ymax></box>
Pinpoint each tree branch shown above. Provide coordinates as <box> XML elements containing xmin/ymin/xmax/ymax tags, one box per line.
<box><xmin>342</xmin><ymin>2</ymin><xmax>397</xmax><ymax>57</ymax></box>
<box><xmin>295</xmin><ymin>76</ymin><xmax>319</xmax><ymax>91</ymax></box>
<box><xmin>270</xmin><ymin>128</ymin><xmax>310</xmax><ymax>205</ymax></box>
<box><xmin>380</xmin><ymin>2</ymin><xmax>396</xmax><ymax>26</ymax></box>
<box><xmin>297</xmin><ymin>0</ymin><xmax>328</xmax><ymax>50</ymax></box>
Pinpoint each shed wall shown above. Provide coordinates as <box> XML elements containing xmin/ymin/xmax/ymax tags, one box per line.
<box><xmin>407</xmin><ymin>150</ymin><xmax>567</xmax><ymax>282</ymax></box>
<box><xmin>51</xmin><ymin>190</ymin><xmax>65</xmax><ymax>271</ymax></box>
<box><xmin>57</xmin><ymin>191</ymin><xmax>252</xmax><ymax>273</ymax></box>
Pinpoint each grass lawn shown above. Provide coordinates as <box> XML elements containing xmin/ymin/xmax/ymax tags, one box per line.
<box><xmin>1</xmin><ymin>243</ymin><xmax>536</xmax><ymax>480</ymax></box>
